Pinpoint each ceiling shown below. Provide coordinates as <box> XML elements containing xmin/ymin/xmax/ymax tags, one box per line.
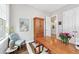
<box><xmin>28</xmin><ymin>4</ymin><xmax>67</xmax><ymax>13</ymax></box>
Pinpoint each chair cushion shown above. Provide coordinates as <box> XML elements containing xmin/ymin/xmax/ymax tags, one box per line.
<box><xmin>15</xmin><ymin>40</ymin><xmax>25</xmax><ymax>46</ymax></box>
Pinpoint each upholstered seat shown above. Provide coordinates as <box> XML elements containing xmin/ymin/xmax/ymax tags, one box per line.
<box><xmin>9</xmin><ymin>33</ymin><xmax>26</xmax><ymax>47</ymax></box>
<box><xmin>15</xmin><ymin>40</ymin><xmax>25</xmax><ymax>46</ymax></box>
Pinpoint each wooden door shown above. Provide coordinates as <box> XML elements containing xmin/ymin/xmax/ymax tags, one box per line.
<box><xmin>40</xmin><ymin>19</ymin><xmax>44</xmax><ymax>37</ymax></box>
<box><xmin>34</xmin><ymin>17</ymin><xmax>44</xmax><ymax>41</ymax></box>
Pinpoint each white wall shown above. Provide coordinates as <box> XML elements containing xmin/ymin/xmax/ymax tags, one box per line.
<box><xmin>62</xmin><ymin>8</ymin><xmax>75</xmax><ymax>33</ymax></box>
<box><xmin>51</xmin><ymin>5</ymin><xmax>79</xmax><ymax>33</ymax></box>
<box><xmin>0</xmin><ymin>37</ymin><xmax>8</xmax><ymax>54</ymax></box>
<box><xmin>51</xmin><ymin>5</ymin><xmax>79</xmax><ymax>44</ymax></box>
<box><xmin>10</xmin><ymin>4</ymin><xmax>49</xmax><ymax>43</ymax></box>
<box><xmin>62</xmin><ymin>7</ymin><xmax>79</xmax><ymax>44</ymax></box>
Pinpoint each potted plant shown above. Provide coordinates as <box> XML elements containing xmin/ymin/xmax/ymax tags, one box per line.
<box><xmin>59</xmin><ymin>32</ymin><xmax>71</xmax><ymax>44</ymax></box>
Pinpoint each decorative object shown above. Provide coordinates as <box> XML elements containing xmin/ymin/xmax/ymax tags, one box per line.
<box><xmin>19</xmin><ymin>17</ymin><xmax>29</xmax><ymax>32</ymax></box>
<box><xmin>58</xmin><ymin>21</ymin><xmax>62</xmax><ymax>25</ymax></box>
<box><xmin>52</xmin><ymin>25</ymin><xmax>55</xmax><ymax>29</ymax></box>
<box><xmin>59</xmin><ymin>32</ymin><xmax>71</xmax><ymax>44</ymax></box>
<box><xmin>51</xmin><ymin>16</ymin><xmax>56</xmax><ymax>23</ymax></box>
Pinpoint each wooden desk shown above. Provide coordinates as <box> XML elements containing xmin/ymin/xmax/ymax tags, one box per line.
<box><xmin>36</xmin><ymin>36</ymin><xmax>79</xmax><ymax>54</ymax></box>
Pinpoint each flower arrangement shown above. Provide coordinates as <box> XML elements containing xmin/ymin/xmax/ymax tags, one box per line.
<box><xmin>59</xmin><ymin>32</ymin><xmax>71</xmax><ymax>44</ymax></box>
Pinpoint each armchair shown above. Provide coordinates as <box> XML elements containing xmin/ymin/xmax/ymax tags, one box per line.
<box><xmin>9</xmin><ymin>33</ymin><xmax>26</xmax><ymax>49</ymax></box>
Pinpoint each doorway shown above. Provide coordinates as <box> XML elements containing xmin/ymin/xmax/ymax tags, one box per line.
<box><xmin>51</xmin><ymin>16</ymin><xmax>56</xmax><ymax>37</ymax></box>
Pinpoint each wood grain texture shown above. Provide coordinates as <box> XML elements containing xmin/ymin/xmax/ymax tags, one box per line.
<box><xmin>36</xmin><ymin>36</ymin><xmax>79</xmax><ymax>54</ymax></box>
<box><xmin>34</xmin><ymin>17</ymin><xmax>44</xmax><ymax>42</ymax></box>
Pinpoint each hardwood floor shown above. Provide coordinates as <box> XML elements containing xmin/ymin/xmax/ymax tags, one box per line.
<box><xmin>10</xmin><ymin>44</ymin><xmax>29</xmax><ymax>54</ymax></box>
<box><xmin>36</xmin><ymin>36</ymin><xmax>79</xmax><ymax>54</ymax></box>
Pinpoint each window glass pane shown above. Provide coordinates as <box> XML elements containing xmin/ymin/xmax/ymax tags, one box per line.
<box><xmin>0</xmin><ymin>4</ymin><xmax>9</xmax><ymax>40</ymax></box>
<box><xmin>0</xmin><ymin>18</ymin><xmax>3</xmax><ymax>38</ymax></box>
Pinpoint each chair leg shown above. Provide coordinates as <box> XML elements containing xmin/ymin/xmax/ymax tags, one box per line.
<box><xmin>46</xmin><ymin>49</ymin><xmax>51</xmax><ymax>54</ymax></box>
<box><xmin>35</xmin><ymin>46</ymin><xmax>40</xmax><ymax>54</ymax></box>
<box><xmin>35</xmin><ymin>44</ymin><xmax>44</xmax><ymax>54</ymax></box>
<box><xmin>20</xmin><ymin>45</ymin><xmax>22</xmax><ymax>50</ymax></box>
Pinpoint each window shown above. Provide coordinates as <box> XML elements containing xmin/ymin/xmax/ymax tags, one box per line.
<box><xmin>0</xmin><ymin>4</ymin><xmax>9</xmax><ymax>41</ymax></box>
<box><xmin>0</xmin><ymin>18</ymin><xmax>5</xmax><ymax>39</ymax></box>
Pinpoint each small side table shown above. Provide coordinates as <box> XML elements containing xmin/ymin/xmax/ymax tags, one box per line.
<box><xmin>6</xmin><ymin>46</ymin><xmax>18</xmax><ymax>54</ymax></box>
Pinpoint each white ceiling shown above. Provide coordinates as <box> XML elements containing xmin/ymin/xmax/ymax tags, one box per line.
<box><xmin>28</xmin><ymin>4</ymin><xmax>67</xmax><ymax>13</ymax></box>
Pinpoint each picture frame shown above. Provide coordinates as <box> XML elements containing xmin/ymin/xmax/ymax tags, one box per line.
<box><xmin>58</xmin><ymin>21</ymin><xmax>62</xmax><ymax>25</ymax></box>
<box><xmin>19</xmin><ymin>17</ymin><xmax>29</xmax><ymax>32</ymax></box>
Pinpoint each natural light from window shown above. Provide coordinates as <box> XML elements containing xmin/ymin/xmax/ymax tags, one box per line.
<box><xmin>0</xmin><ymin>4</ymin><xmax>9</xmax><ymax>41</ymax></box>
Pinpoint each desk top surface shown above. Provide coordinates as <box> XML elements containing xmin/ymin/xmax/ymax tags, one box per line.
<box><xmin>36</xmin><ymin>36</ymin><xmax>79</xmax><ymax>54</ymax></box>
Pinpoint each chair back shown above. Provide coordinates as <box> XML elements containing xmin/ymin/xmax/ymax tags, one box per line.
<box><xmin>10</xmin><ymin>33</ymin><xmax>20</xmax><ymax>42</ymax></box>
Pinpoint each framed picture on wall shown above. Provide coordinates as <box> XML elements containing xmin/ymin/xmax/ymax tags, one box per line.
<box><xmin>19</xmin><ymin>17</ymin><xmax>29</xmax><ymax>32</ymax></box>
<box><xmin>58</xmin><ymin>21</ymin><xmax>62</xmax><ymax>25</ymax></box>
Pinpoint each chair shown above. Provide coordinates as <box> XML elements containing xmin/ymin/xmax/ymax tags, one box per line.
<box><xmin>9</xmin><ymin>33</ymin><xmax>26</xmax><ymax>49</ymax></box>
<box><xmin>27</xmin><ymin>41</ymin><xmax>48</xmax><ymax>54</ymax></box>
